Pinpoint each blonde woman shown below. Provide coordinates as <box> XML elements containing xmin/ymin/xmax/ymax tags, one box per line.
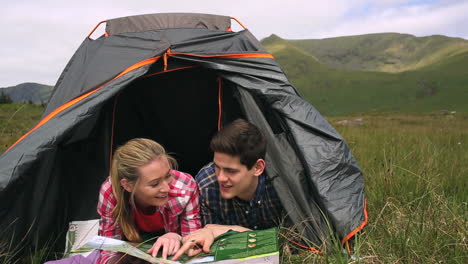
<box><xmin>97</xmin><ymin>138</ymin><xmax>201</xmax><ymax>263</ymax></box>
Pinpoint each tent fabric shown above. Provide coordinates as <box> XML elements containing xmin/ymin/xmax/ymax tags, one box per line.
<box><xmin>0</xmin><ymin>13</ymin><xmax>366</xmax><ymax>254</ymax></box>
<box><xmin>44</xmin><ymin>29</ymin><xmax>264</xmax><ymax>117</ymax></box>
<box><xmin>106</xmin><ymin>13</ymin><xmax>231</xmax><ymax>35</ymax></box>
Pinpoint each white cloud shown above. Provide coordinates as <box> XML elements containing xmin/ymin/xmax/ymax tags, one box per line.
<box><xmin>313</xmin><ymin>0</ymin><xmax>468</xmax><ymax>38</ymax></box>
<box><xmin>1</xmin><ymin>0</ymin><xmax>468</xmax><ymax>87</ymax></box>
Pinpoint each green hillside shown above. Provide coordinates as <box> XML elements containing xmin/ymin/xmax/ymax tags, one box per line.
<box><xmin>0</xmin><ymin>82</ymin><xmax>53</xmax><ymax>104</ymax></box>
<box><xmin>280</xmin><ymin>33</ymin><xmax>468</xmax><ymax>72</ymax></box>
<box><xmin>0</xmin><ymin>104</ymin><xmax>44</xmax><ymax>152</ymax></box>
<box><xmin>262</xmin><ymin>35</ymin><xmax>468</xmax><ymax>116</ymax></box>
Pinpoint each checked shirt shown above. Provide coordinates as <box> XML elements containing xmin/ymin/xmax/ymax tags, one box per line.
<box><xmin>196</xmin><ymin>162</ymin><xmax>284</xmax><ymax>230</ymax></box>
<box><xmin>97</xmin><ymin>170</ymin><xmax>201</xmax><ymax>263</ymax></box>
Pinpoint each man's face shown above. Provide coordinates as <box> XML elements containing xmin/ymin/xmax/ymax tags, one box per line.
<box><xmin>213</xmin><ymin>152</ymin><xmax>263</xmax><ymax>201</ymax></box>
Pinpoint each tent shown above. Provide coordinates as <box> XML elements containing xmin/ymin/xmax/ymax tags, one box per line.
<box><xmin>0</xmin><ymin>13</ymin><xmax>367</xmax><ymax>254</ymax></box>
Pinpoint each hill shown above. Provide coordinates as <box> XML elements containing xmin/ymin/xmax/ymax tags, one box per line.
<box><xmin>276</xmin><ymin>33</ymin><xmax>468</xmax><ymax>72</ymax></box>
<box><xmin>262</xmin><ymin>34</ymin><xmax>468</xmax><ymax>116</ymax></box>
<box><xmin>0</xmin><ymin>83</ymin><xmax>53</xmax><ymax>105</ymax></box>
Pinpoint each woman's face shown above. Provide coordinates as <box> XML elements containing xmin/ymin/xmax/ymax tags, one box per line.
<box><xmin>125</xmin><ymin>158</ymin><xmax>174</xmax><ymax>209</ymax></box>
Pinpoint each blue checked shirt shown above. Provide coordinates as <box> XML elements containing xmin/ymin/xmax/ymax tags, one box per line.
<box><xmin>195</xmin><ymin>162</ymin><xmax>284</xmax><ymax>230</ymax></box>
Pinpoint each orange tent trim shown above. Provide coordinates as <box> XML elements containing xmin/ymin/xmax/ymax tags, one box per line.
<box><xmin>142</xmin><ymin>65</ymin><xmax>199</xmax><ymax>79</ymax></box>
<box><xmin>6</xmin><ymin>56</ymin><xmax>161</xmax><ymax>152</ymax></box>
<box><xmin>217</xmin><ymin>77</ymin><xmax>223</xmax><ymax>131</ymax></box>
<box><xmin>341</xmin><ymin>200</ymin><xmax>368</xmax><ymax>244</ymax></box>
<box><xmin>167</xmin><ymin>50</ymin><xmax>274</xmax><ymax>59</ymax></box>
<box><xmin>8</xmin><ymin>52</ymin><xmax>273</xmax><ymax>152</ymax></box>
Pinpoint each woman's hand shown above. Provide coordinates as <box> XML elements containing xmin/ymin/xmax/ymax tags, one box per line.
<box><xmin>172</xmin><ymin>228</ymin><xmax>215</xmax><ymax>260</ymax></box>
<box><xmin>147</xmin><ymin>232</ymin><xmax>182</xmax><ymax>259</ymax></box>
<box><xmin>172</xmin><ymin>225</ymin><xmax>250</xmax><ymax>261</ymax></box>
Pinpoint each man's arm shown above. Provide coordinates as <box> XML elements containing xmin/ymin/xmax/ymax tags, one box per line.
<box><xmin>97</xmin><ymin>179</ymin><xmax>122</xmax><ymax>264</ymax></box>
<box><xmin>203</xmin><ymin>224</ymin><xmax>251</xmax><ymax>237</ymax></box>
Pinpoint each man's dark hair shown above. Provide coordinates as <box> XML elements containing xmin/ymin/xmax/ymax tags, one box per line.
<box><xmin>210</xmin><ymin>119</ymin><xmax>266</xmax><ymax>169</ymax></box>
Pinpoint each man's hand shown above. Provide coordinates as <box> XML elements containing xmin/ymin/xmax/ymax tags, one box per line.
<box><xmin>147</xmin><ymin>232</ymin><xmax>182</xmax><ymax>259</ymax></box>
<box><xmin>171</xmin><ymin>228</ymin><xmax>215</xmax><ymax>260</ymax></box>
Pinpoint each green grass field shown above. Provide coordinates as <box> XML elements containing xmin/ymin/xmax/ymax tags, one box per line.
<box><xmin>1</xmin><ymin>105</ymin><xmax>467</xmax><ymax>263</ymax></box>
<box><xmin>327</xmin><ymin>112</ymin><xmax>467</xmax><ymax>263</ymax></box>
<box><xmin>280</xmin><ymin>112</ymin><xmax>467</xmax><ymax>263</ymax></box>
<box><xmin>0</xmin><ymin>104</ymin><xmax>44</xmax><ymax>153</ymax></box>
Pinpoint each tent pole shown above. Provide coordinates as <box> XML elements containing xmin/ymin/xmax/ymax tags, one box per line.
<box><xmin>87</xmin><ymin>20</ymin><xmax>107</xmax><ymax>38</ymax></box>
<box><xmin>230</xmin><ymin>17</ymin><xmax>247</xmax><ymax>29</ymax></box>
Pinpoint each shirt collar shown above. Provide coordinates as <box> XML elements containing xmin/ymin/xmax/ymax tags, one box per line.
<box><xmin>233</xmin><ymin>174</ymin><xmax>266</xmax><ymax>206</ymax></box>
<box><xmin>252</xmin><ymin>173</ymin><xmax>266</xmax><ymax>204</ymax></box>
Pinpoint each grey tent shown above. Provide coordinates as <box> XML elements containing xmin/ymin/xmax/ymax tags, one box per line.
<box><xmin>0</xmin><ymin>13</ymin><xmax>367</xmax><ymax>255</ymax></box>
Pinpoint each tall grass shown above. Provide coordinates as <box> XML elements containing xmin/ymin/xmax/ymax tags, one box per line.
<box><xmin>0</xmin><ymin>220</ymin><xmax>57</xmax><ymax>264</ymax></box>
<box><xmin>278</xmin><ymin>112</ymin><xmax>467</xmax><ymax>263</ymax></box>
<box><xmin>328</xmin><ymin>112</ymin><xmax>468</xmax><ymax>263</ymax></box>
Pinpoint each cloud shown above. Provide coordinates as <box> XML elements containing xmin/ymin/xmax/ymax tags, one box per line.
<box><xmin>312</xmin><ymin>0</ymin><xmax>468</xmax><ymax>38</ymax></box>
<box><xmin>1</xmin><ymin>0</ymin><xmax>468</xmax><ymax>87</ymax></box>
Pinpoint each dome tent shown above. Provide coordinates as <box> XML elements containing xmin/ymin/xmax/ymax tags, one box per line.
<box><xmin>0</xmin><ymin>13</ymin><xmax>367</xmax><ymax>254</ymax></box>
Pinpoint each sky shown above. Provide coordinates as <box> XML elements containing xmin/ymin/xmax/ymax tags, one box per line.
<box><xmin>1</xmin><ymin>0</ymin><xmax>467</xmax><ymax>87</ymax></box>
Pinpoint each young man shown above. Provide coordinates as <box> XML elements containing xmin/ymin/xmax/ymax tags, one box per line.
<box><xmin>173</xmin><ymin>119</ymin><xmax>284</xmax><ymax>260</ymax></box>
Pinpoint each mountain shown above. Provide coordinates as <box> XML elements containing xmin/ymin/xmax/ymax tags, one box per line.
<box><xmin>280</xmin><ymin>33</ymin><xmax>468</xmax><ymax>72</ymax></box>
<box><xmin>0</xmin><ymin>83</ymin><xmax>54</xmax><ymax>104</ymax></box>
<box><xmin>261</xmin><ymin>33</ymin><xmax>468</xmax><ymax>116</ymax></box>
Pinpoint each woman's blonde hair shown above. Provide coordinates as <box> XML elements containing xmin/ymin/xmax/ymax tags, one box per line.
<box><xmin>110</xmin><ymin>138</ymin><xmax>177</xmax><ymax>242</ymax></box>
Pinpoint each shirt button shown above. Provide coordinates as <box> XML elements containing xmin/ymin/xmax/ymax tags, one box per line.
<box><xmin>245</xmin><ymin>210</ymin><xmax>249</xmax><ymax>214</ymax></box>
<box><xmin>254</xmin><ymin>226</ymin><xmax>258</xmax><ymax>229</ymax></box>
<box><xmin>258</xmin><ymin>201</ymin><xmax>261</xmax><ymax>204</ymax></box>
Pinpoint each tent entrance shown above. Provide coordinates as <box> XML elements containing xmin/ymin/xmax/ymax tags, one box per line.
<box><xmin>111</xmin><ymin>67</ymin><xmax>243</xmax><ymax>176</ymax></box>
<box><xmin>21</xmin><ymin>67</ymin><xmax>245</xmax><ymax>253</ymax></box>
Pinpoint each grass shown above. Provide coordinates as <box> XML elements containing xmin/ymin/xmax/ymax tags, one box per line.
<box><xmin>327</xmin><ymin>112</ymin><xmax>467</xmax><ymax>263</ymax></box>
<box><xmin>275</xmin><ymin>112</ymin><xmax>467</xmax><ymax>263</ymax></box>
<box><xmin>0</xmin><ymin>219</ymin><xmax>56</xmax><ymax>264</ymax></box>
<box><xmin>1</xmin><ymin>105</ymin><xmax>467</xmax><ymax>263</ymax></box>
<box><xmin>0</xmin><ymin>103</ymin><xmax>44</xmax><ymax>153</ymax></box>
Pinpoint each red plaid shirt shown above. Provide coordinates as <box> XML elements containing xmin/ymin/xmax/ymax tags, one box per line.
<box><xmin>97</xmin><ymin>170</ymin><xmax>201</xmax><ymax>263</ymax></box>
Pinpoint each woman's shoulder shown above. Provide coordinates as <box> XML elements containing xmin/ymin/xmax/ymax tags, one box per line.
<box><xmin>170</xmin><ymin>170</ymin><xmax>197</xmax><ymax>192</ymax></box>
<box><xmin>99</xmin><ymin>177</ymin><xmax>113</xmax><ymax>194</ymax></box>
<box><xmin>98</xmin><ymin>177</ymin><xmax>116</xmax><ymax>209</ymax></box>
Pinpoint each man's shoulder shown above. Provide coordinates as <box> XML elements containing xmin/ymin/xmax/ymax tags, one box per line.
<box><xmin>195</xmin><ymin>162</ymin><xmax>218</xmax><ymax>189</ymax></box>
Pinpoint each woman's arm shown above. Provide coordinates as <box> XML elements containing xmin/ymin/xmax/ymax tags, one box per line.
<box><xmin>96</xmin><ymin>179</ymin><xmax>122</xmax><ymax>264</ymax></box>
